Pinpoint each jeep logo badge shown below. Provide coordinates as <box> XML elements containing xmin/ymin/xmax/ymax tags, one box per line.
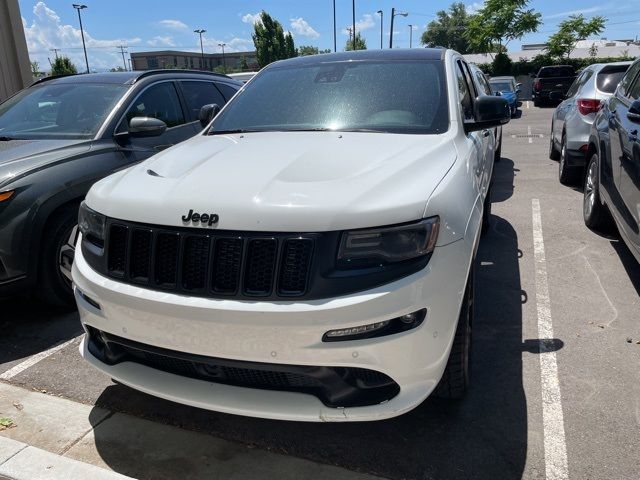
<box><xmin>181</xmin><ymin>209</ymin><xmax>219</xmax><ymax>226</ymax></box>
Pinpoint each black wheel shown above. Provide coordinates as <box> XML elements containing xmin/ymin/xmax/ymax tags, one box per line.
<box><xmin>558</xmin><ymin>134</ymin><xmax>580</xmax><ymax>185</ymax></box>
<box><xmin>549</xmin><ymin>123</ymin><xmax>560</xmax><ymax>160</ymax></box>
<box><xmin>583</xmin><ymin>153</ymin><xmax>614</xmax><ymax>231</ymax></box>
<box><xmin>433</xmin><ymin>268</ymin><xmax>473</xmax><ymax>400</ymax></box>
<box><xmin>481</xmin><ymin>184</ymin><xmax>492</xmax><ymax>234</ymax></box>
<box><xmin>37</xmin><ymin>205</ymin><xmax>79</xmax><ymax>307</ymax></box>
<box><xmin>494</xmin><ymin>130</ymin><xmax>502</xmax><ymax>162</ymax></box>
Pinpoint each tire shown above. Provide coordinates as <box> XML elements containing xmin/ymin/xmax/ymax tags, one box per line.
<box><xmin>533</xmin><ymin>99</ymin><xmax>540</xmax><ymax>108</ymax></box>
<box><xmin>558</xmin><ymin>134</ymin><xmax>580</xmax><ymax>185</ymax></box>
<box><xmin>583</xmin><ymin>152</ymin><xmax>614</xmax><ymax>231</ymax></box>
<box><xmin>37</xmin><ymin>205</ymin><xmax>79</xmax><ymax>308</ymax></box>
<box><xmin>494</xmin><ymin>130</ymin><xmax>502</xmax><ymax>162</ymax></box>
<box><xmin>549</xmin><ymin>123</ymin><xmax>560</xmax><ymax>160</ymax></box>
<box><xmin>481</xmin><ymin>184</ymin><xmax>492</xmax><ymax>234</ymax></box>
<box><xmin>433</xmin><ymin>268</ymin><xmax>473</xmax><ymax>400</ymax></box>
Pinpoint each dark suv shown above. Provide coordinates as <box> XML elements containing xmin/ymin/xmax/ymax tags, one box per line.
<box><xmin>0</xmin><ymin>70</ymin><xmax>241</xmax><ymax>305</ymax></box>
<box><xmin>584</xmin><ymin>58</ymin><xmax>640</xmax><ymax>264</ymax></box>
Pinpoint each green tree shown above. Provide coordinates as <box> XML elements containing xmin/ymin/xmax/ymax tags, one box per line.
<box><xmin>30</xmin><ymin>60</ymin><xmax>39</xmax><ymax>76</ymax></box>
<box><xmin>51</xmin><ymin>56</ymin><xmax>77</xmax><ymax>76</ymax></box>
<box><xmin>421</xmin><ymin>2</ymin><xmax>471</xmax><ymax>53</ymax></box>
<box><xmin>491</xmin><ymin>52</ymin><xmax>513</xmax><ymax>75</ymax></box>
<box><xmin>252</xmin><ymin>11</ymin><xmax>296</xmax><ymax>67</ymax></box>
<box><xmin>345</xmin><ymin>32</ymin><xmax>367</xmax><ymax>51</ymax></box>
<box><xmin>109</xmin><ymin>66</ymin><xmax>126</xmax><ymax>72</ymax></box>
<box><xmin>466</xmin><ymin>0</ymin><xmax>541</xmax><ymax>54</ymax></box>
<box><xmin>240</xmin><ymin>56</ymin><xmax>249</xmax><ymax>70</ymax></box>
<box><xmin>298</xmin><ymin>45</ymin><xmax>319</xmax><ymax>56</ymax></box>
<box><xmin>545</xmin><ymin>15</ymin><xmax>606</xmax><ymax>60</ymax></box>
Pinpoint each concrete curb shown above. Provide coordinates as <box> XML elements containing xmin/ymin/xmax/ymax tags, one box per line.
<box><xmin>0</xmin><ymin>436</ymin><xmax>132</xmax><ymax>480</ymax></box>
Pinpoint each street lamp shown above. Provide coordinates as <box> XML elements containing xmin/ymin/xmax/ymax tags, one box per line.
<box><xmin>377</xmin><ymin>10</ymin><xmax>383</xmax><ymax>49</ymax></box>
<box><xmin>332</xmin><ymin>0</ymin><xmax>337</xmax><ymax>52</ymax></box>
<box><xmin>194</xmin><ymin>29</ymin><xmax>206</xmax><ymax>70</ymax></box>
<box><xmin>408</xmin><ymin>24</ymin><xmax>413</xmax><ymax>48</ymax></box>
<box><xmin>389</xmin><ymin>8</ymin><xmax>408</xmax><ymax>49</ymax></box>
<box><xmin>218</xmin><ymin>43</ymin><xmax>226</xmax><ymax>73</ymax></box>
<box><xmin>352</xmin><ymin>0</ymin><xmax>356</xmax><ymax>51</ymax></box>
<box><xmin>72</xmin><ymin>4</ymin><xmax>89</xmax><ymax>73</ymax></box>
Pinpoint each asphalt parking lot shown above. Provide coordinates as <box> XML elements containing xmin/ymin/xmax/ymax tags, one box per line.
<box><xmin>1</xmin><ymin>104</ymin><xmax>639</xmax><ymax>480</ymax></box>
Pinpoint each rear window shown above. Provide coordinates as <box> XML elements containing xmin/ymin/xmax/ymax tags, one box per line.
<box><xmin>597</xmin><ymin>66</ymin><xmax>630</xmax><ymax>93</ymax></box>
<box><xmin>538</xmin><ymin>67</ymin><xmax>575</xmax><ymax>78</ymax></box>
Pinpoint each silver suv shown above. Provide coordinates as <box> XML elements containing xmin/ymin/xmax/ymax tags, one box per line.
<box><xmin>549</xmin><ymin>62</ymin><xmax>631</xmax><ymax>184</ymax></box>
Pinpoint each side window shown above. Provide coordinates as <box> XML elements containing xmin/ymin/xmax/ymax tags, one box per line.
<box><xmin>565</xmin><ymin>71</ymin><xmax>586</xmax><ymax>98</ymax></box>
<box><xmin>215</xmin><ymin>82</ymin><xmax>240</xmax><ymax>101</ymax></box>
<box><xmin>179</xmin><ymin>81</ymin><xmax>226</xmax><ymax>122</ymax></box>
<box><xmin>123</xmin><ymin>82</ymin><xmax>185</xmax><ymax>129</ymax></box>
<box><xmin>618</xmin><ymin>61</ymin><xmax>640</xmax><ymax>98</ymax></box>
<box><xmin>475</xmin><ymin>72</ymin><xmax>492</xmax><ymax>96</ymax></box>
<box><xmin>455</xmin><ymin>61</ymin><xmax>474</xmax><ymax>121</ymax></box>
<box><xmin>626</xmin><ymin>75</ymin><xmax>640</xmax><ymax>100</ymax></box>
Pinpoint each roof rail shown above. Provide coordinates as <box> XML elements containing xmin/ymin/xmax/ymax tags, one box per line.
<box><xmin>132</xmin><ymin>69</ymin><xmax>232</xmax><ymax>83</ymax></box>
<box><xmin>31</xmin><ymin>73</ymin><xmax>78</xmax><ymax>86</ymax></box>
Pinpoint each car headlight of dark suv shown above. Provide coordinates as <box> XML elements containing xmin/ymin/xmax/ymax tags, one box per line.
<box><xmin>78</xmin><ymin>202</ymin><xmax>106</xmax><ymax>248</ymax></box>
<box><xmin>337</xmin><ymin>217</ymin><xmax>440</xmax><ymax>269</ymax></box>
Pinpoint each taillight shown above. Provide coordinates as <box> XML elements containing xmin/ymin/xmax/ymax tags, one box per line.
<box><xmin>533</xmin><ymin>80</ymin><xmax>541</xmax><ymax>91</ymax></box>
<box><xmin>577</xmin><ymin>99</ymin><xmax>602</xmax><ymax>116</ymax></box>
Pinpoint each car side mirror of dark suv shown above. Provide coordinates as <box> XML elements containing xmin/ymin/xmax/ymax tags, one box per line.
<box><xmin>465</xmin><ymin>96</ymin><xmax>511</xmax><ymax>133</ymax></box>
<box><xmin>128</xmin><ymin>117</ymin><xmax>167</xmax><ymax>137</ymax></box>
<box><xmin>199</xmin><ymin>103</ymin><xmax>221</xmax><ymax>128</ymax></box>
<box><xmin>627</xmin><ymin>99</ymin><xmax>640</xmax><ymax>123</ymax></box>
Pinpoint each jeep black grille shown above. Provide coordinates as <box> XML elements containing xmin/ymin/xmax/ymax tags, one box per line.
<box><xmin>104</xmin><ymin>221</ymin><xmax>314</xmax><ymax>299</ymax></box>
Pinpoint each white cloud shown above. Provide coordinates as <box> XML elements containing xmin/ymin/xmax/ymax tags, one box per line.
<box><xmin>23</xmin><ymin>2</ymin><xmax>141</xmax><ymax>71</ymax></box>
<box><xmin>290</xmin><ymin>17</ymin><xmax>319</xmax><ymax>38</ymax></box>
<box><xmin>341</xmin><ymin>13</ymin><xmax>376</xmax><ymax>35</ymax></box>
<box><xmin>202</xmin><ymin>37</ymin><xmax>254</xmax><ymax>53</ymax></box>
<box><xmin>158</xmin><ymin>19</ymin><xmax>188</xmax><ymax>30</ymax></box>
<box><xmin>544</xmin><ymin>6</ymin><xmax>602</xmax><ymax>20</ymax></box>
<box><xmin>242</xmin><ymin>13</ymin><xmax>262</xmax><ymax>25</ymax></box>
<box><xmin>147</xmin><ymin>36</ymin><xmax>175</xmax><ymax>47</ymax></box>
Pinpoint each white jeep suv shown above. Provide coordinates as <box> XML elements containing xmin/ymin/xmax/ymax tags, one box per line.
<box><xmin>72</xmin><ymin>49</ymin><xmax>509</xmax><ymax>422</ymax></box>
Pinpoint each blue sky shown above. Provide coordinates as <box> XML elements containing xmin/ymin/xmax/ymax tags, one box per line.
<box><xmin>19</xmin><ymin>0</ymin><xmax>640</xmax><ymax>71</ymax></box>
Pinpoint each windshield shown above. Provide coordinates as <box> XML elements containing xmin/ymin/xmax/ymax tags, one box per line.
<box><xmin>0</xmin><ymin>83</ymin><xmax>127</xmax><ymax>140</ymax></box>
<box><xmin>490</xmin><ymin>82</ymin><xmax>514</xmax><ymax>93</ymax></box>
<box><xmin>210</xmin><ymin>60</ymin><xmax>449</xmax><ymax>135</ymax></box>
<box><xmin>538</xmin><ymin>67</ymin><xmax>575</xmax><ymax>78</ymax></box>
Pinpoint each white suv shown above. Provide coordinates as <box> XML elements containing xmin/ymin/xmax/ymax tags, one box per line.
<box><xmin>72</xmin><ymin>49</ymin><xmax>509</xmax><ymax>422</ymax></box>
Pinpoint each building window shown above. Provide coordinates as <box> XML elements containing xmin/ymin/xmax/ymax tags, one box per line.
<box><xmin>148</xmin><ymin>57</ymin><xmax>158</xmax><ymax>69</ymax></box>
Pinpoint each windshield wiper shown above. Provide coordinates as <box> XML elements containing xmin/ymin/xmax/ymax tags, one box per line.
<box><xmin>209</xmin><ymin>129</ymin><xmax>261</xmax><ymax>135</ymax></box>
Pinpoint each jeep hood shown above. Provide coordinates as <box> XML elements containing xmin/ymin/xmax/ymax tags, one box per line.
<box><xmin>0</xmin><ymin>139</ymin><xmax>91</xmax><ymax>189</ymax></box>
<box><xmin>87</xmin><ymin>132</ymin><xmax>456</xmax><ymax>232</ymax></box>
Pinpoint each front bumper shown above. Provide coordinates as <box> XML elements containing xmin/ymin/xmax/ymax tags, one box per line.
<box><xmin>72</xmin><ymin>235</ymin><xmax>471</xmax><ymax>422</ymax></box>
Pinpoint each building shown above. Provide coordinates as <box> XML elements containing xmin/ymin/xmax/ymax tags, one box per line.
<box><xmin>131</xmin><ymin>50</ymin><xmax>258</xmax><ymax>72</ymax></box>
<box><xmin>0</xmin><ymin>0</ymin><xmax>33</xmax><ymax>101</ymax></box>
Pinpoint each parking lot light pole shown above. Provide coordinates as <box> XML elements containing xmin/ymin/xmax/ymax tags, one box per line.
<box><xmin>377</xmin><ymin>10</ymin><xmax>383</xmax><ymax>49</ymax></box>
<box><xmin>194</xmin><ymin>29</ymin><xmax>206</xmax><ymax>70</ymax></box>
<box><xmin>389</xmin><ymin>8</ymin><xmax>408</xmax><ymax>49</ymax></box>
<box><xmin>333</xmin><ymin>0</ymin><xmax>337</xmax><ymax>52</ymax></box>
<box><xmin>408</xmin><ymin>25</ymin><xmax>413</xmax><ymax>48</ymax></box>
<box><xmin>218</xmin><ymin>43</ymin><xmax>226</xmax><ymax>73</ymax></box>
<box><xmin>72</xmin><ymin>4</ymin><xmax>89</xmax><ymax>73</ymax></box>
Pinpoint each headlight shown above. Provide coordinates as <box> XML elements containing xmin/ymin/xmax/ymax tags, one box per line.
<box><xmin>337</xmin><ymin>217</ymin><xmax>440</xmax><ymax>269</ymax></box>
<box><xmin>78</xmin><ymin>201</ymin><xmax>106</xmax><ymax>248</ymax></box>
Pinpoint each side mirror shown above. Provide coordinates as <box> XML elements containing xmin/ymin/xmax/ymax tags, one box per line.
<box><xmin>128</xmin><ymin>117</ymin><xmax>167</xmax><ymax>137</ymax></box>
<box><xmin>199</xmin><ymin>103</ymin><xmax>221</xmax><ymax>128</ymax></box>
<box><xmin>628</xmin><ymin>99</ymin><xmax>640</xmax><ymax>123</ymax></box>
<box><xmin>465</xmin><ymin>96</ymin><xmax>510</xmax><ymax>133</ymax></box>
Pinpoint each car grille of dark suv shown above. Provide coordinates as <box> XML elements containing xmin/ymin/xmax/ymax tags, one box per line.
<box><xmin>104</xmin><ymin>221</ymin><xmax>314</xmax><ymax>299</ymax></box>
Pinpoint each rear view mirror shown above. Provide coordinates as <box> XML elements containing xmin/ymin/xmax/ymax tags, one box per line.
<box><xmin>465</xmin><ymin>96</ymin><xmax>510</xmax><ymax>133</ymax></box>
<box><xmin>628</xmin><ymin>99</ymin><xmax>640</xmax><ymax>123</ymax></box>
<box><xmin>199</xmin><ymin>103</ymin><xmax>221</xmax><ymax>128</ymax></box>
<box><xmin>128</xmin><ymin>117</ymin><xmax>167</xmax><ymax>137</ymax></box>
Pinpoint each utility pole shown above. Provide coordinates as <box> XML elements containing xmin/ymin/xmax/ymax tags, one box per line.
<box><xmin>408</xmin><ymin>25</ymin><xmax>413</xmax><ymax>48</ymax></box>
<box><xmin>377</xmin><ymin>10</ymin><xmax>383</xmax><ymax>49</ymax></box>
<box><xmin>389</xmin><ymin>8</ymin><xmax>408</xmax><ymax>49</ymax></box>
<box><xmin>333</xmin><ymin>0</ymin><xmax>337</xmax><ymax>52</ymax></box>
<box><xmin>72</xmin><ymin>4</ymin><xmax>89</xmax><ymax>73</ymax></box>
<box><xmin>49</xmin><ymin>48</ymin><xmax>60</xmax><ymax>59</ymax></box>
<box><xmin>346</xmin><ymin>27</ymin><xmax>353</xmax><ymax>49</ymax></box>
<box><xmin>116</xmin><ymin>45</ymin><xmax>128</xmax><ymax>70</ymax></box>
<box><xmin>194</xmin><ymin>29</ymin><xmax>206</xmax><ymax>70</ymax></box>
<box><xmin>352</xmin><ymin>0</ymin><xmax>356</xmax><ymax>51</ymax></box>
<box><xmin>218</xmin><ymin>43</ymin><xmax>226</xmax><ymax>73</ymax></box>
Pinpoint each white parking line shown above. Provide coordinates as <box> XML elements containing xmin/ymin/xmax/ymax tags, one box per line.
<box><xmin>532</xmin><ymin>199</ymin><xmax>569</xmax><ymax>480</ymax></box>
<box><xmin>0</xmin><ymin>338</ymin><xmax>78</xmax><ymax>381</ymax></box>
<box><xmin>527</xmin><ymin>101</ymin><xmax>530</xmax><ymax>109</ymax></box>
<box><xmin>528</xmin><ymin>125</ymin><xmax>533</xmax><ymax>144</ymax></box>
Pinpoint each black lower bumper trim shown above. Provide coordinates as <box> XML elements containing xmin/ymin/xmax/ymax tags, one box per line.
<box><xmin>86</xmin><ymin>327</ymin><xmax>400</xmax><ymax>408</ymax></box>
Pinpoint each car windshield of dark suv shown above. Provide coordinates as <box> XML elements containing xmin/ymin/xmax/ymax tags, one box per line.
<box><xmin>0</xmin><ymin>83</ymin><xmax>127</xmax><ymax>140</ymax></box>
<box><xmin>210</xmin><ymin>60</ymin><xmax>448</xmax><ymax>135</ymax></box>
